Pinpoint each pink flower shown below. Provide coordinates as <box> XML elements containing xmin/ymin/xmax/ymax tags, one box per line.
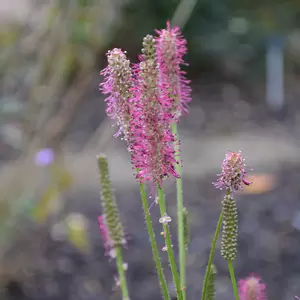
<box><xmin>239</xmin><ymin>274</ymin><xmax>266</xmax><ymax>300</ymax></box>
<box><xmin>129</xmin><ymin>54</ymin><xmax>178</xmax><ymax>185</ymax></box>
<box><xmin>214</xmin><ymin>150</ymin><xmax>252</xmax><ymax>192</ymax></box>
<box><xmin>100</xmin><ymin>48</ymin><xmax>133</xmax><ymax>140</ymax></box>
<box><xmin>98</xmin><ymin>215</ymin><xmax>115</xmax><ymax>257</ymax></box>
<box><xmin>155</xmin><ymin>21</ymin><xmax>191</xmax><ymax>120</ymax></box>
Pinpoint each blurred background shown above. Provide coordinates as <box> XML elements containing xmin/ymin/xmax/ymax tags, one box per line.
<box><xmin>1</xmin><ymin>0</ymin><xmax>300</xmax><ymax>299</ymax></box>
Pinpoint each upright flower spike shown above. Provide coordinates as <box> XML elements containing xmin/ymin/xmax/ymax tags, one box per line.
<box><xmin>130</xmin><ymin>35</ymin><xmax>178</xmax><ymax>185</ymax></box>
<box><xmin>214</xmin><ymin>151</ymin><xmax>251</xmax><ymax>193</ymax></box>
<box><xmin>239</xmin><ymin>274</ymin><xmax>266</xmax><ymax>300</ymax></box>
<box><xmin>156</xmin><ymin>21</ymin><xmax>191</xmax><ymax>119</ymax></box>
<box><xmin>100</xmin><ymin>48</ymin><xmax>133</xmax><ymax>140</ymax></box>
<box><xmin>221</xmin><ymin>193</ymin><xmax>238</xmax><ymax>261</ymax></box>
<box><xmin>97</xmin><ymin>154</ymin><xmax>125</xmax><ymax>247</ymax></box>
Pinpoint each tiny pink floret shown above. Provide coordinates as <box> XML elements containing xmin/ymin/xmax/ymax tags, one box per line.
<box><xmin>98</xmin><ymin>215</ymin><xmax>115</xmax><ymax>257</ymax></box>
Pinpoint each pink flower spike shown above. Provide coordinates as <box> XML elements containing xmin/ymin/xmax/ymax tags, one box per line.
<box><xmin>214</xmin><ymin>150</ymin><xmax>252</xmax><ymax>193</ymax></box>
<box><xmin>100</xmin><ymin>48</ymin><xmax>133</xmax><ymax>141</ymax></box>
<box><xmin>239</xmin><ymin>274</ymin><xmax>266</xmax><ymax>300</ymax></box>
<box><xmin>155</xmin><ymin>21</ymin><xmax>192</xmax><ymax>120</ymax></box>
<box><xmin>98</xmin><ymin>215</ymin><xmax>115</xmax><ymax>257</ymax></box>
<box><xmin>129</xmin><ymin>55</ymin><xmax>178</xmax><ymax>185</ymax></box>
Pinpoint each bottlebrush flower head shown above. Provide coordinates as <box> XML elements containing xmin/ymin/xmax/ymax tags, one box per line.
<box><xmin>100</xmin><ymin>48</ymin><xmax>133</xmax><ymax>140</ymax></box>
<box><xmin>214</xmin><ymin>150</ymin><xmax>252</xmax><ymax>193</ymax></box>
<box><xmin>129</xmin><ymin>35</ymin><xmax>178</xmax><ymax>185</ymax></box>
<box><xmin>155</xmin><ymin>21</ymin><xmax>192</xmax><ymax>120</ymax></box>
<box><xmin>239</xmin><ymin>274</ymin><xmax>266</xmax><ymax>300</ymax></box>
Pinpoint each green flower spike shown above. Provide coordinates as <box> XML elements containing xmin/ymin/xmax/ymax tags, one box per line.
<box><xmin>97</xmin><ymin>154</ymin><xmax>125</xmax><ymax>247</ymax></box>
<box><xmin>221</xmin><ymin>194</ymin><xmax>238</xmax><ymax>261</ymax></box>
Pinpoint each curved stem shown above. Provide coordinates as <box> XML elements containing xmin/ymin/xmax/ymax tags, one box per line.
<box><xmin>201</xmin><ymin>211</ymin><xmax>223</xmax><ymax>300</ymax></box>
<box><xmin>172</xmin><ymin>122</ymin><xmax>186</xmax><ymax>300</ymax></box>
<box><xmin>139</xmin><ymin>183</ymin><xmax>170</xmax><ymax>300</ymax></box>
<box><xmin>157</xmin><ymin>186</ymin><xmax>183</xmax><ymax>300</ymax></box>
<box><xmin>228</xmin><ymin>260</ymin><xmax>239</xmax><ymax>300</ymax></box>
<box><xmin>115</xmin><ymin>246</ymin><xmax>130</xmax><ymax>300</ymax></box>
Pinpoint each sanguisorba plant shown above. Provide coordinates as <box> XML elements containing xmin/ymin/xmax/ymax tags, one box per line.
<box><xmin>99</xmin><ymin>21</ymin><xmax>191</xmax><ymax>300</ymax></box>
<box><xmin>98</xmin><ymin>21</ymin><xmax>265</xmax><ymax>300</ymax></box>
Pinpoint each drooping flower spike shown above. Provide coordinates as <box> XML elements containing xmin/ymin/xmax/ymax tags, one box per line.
<box><xmin>100</xmin><ymin>48</ymin><xmax>133</xmax><ymax>141</ymax></box>
<box><xmin>156</xmin><ymin>21</ymin><xmax>192</xmax><ymax>120</ymax></box>
<box><xmin>214</xmin><ymin>150</ymin><xmax>252</xmax><ymax>193</ymax></box>
<box><xmin>239</xmin><ymin>274</ymin><xmax>266</xmax><ymax>300</ymax></box>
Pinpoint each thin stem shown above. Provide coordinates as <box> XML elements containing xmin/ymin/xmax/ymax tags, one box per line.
<box><xmin>139</xmin><ymin>183</ymin><xmax>170</xmax><ymax>300</ymax></box>
<box><xmin>157</xmin><ymin>186</ymin><xmax>183</xmax><ymax>300</ymax></box>
<box><xmin>115</xmin><ymin>246</ymin><xmax>130</xmax><ymax>300</ymax></box>
<box><xmin>228</xmin><ymin>260</ymin><xmax>239</xmax><ymax>300</ymax></box>
<box><xmin>172</xmin><ymin>122</ymin><xmax>186</xmax><ymax>300</ymax></box>
<box><xmin>201</xmin><ymin>211</ymin><xmax>223</xmax><ymax>300</ymax></box>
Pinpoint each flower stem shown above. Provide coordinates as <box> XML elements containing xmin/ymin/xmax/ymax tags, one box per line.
<box><xmin>228</xmin><ymin>260</ymin><xmax>239</xmax><ymax>300</ymax></box>
<box><xmin>172</xmin><ymin>122</ymin><xmax>186</xmax><ymax>299</ymax></box>
<box><xmin>157</xmin><ymin>186</ymin><xmax>183</xmax><ymax>300</ymax></box>
<box><xmin>201</xmin><ymin>211</ymin><xmax>223</xmax><ymax>300</ymax></box>
<box><xmin>115</xmin><ymin>246</ymin><xmax>130</xmax><ymax>300</ymax></box>
<box><xmin>139</xmin><ymin>183</ymin><xmax>170</xmax><ymax>300</ymax></box>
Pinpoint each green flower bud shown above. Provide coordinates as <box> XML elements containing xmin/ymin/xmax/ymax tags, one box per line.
<box><xmin>221</xmin><ymin>194</ymin><xmax>238</xmax><ymax>261</ymax></box>
<box><xmin>97</xmin><ymin>154</ymin><xmax>125</xmax><ymax>246</ymax></box>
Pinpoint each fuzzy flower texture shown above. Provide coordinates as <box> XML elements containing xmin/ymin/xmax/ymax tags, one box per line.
<box><xmin>239</xmin><ymin>274</ymin><xmax>266</xmax><ymax>300</ymax></box>
<box><xmin>214</xmin><ymin>150</ymin><xmax>251</xmax><ymax>193</ymax></box>
<box><xmin>100</xmin><ymin>22</ymin><xmax>191</xmax><ymax>185</ymax></box>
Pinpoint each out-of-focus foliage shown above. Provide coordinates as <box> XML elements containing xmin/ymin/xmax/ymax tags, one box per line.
<box><xmin>110</xmin><ymin>0</ymin><xmax>300</xmax><ymax>78</ymax></box>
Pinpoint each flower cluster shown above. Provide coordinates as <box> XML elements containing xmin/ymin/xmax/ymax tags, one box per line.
<box><xmin>214</xmin><ymin>150</ymin><xmax>251</xmax><ymax>193</ymax></box>
<box><xmin>130</xmin><ymin>41</ymin><xmax>178</xmax><ymax>185</ymax></box>
<box><xmin>100</xmin><ymin>23</ymin><xmax>191</xmax><ymax>185</ymax></box>
<box><xmin>239</xmin><ymin>274</ymin><xmax>266</xmax><ymax>300</ymax></box>
<box><xmin>100</xmin><ymin>48</ymin><xmax>133</xmax><ymax>140</ymax></box>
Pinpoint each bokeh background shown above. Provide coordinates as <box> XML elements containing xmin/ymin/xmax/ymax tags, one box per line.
<box><xmin>1</xmin><ymin>0</ymin><xmax>300</xmax><ymax>299</ymax></box>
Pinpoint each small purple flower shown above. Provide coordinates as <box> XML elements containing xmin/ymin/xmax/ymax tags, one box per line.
<box><xmin>239</xmin><ymin>274</ymin><xmax>266</xmax><ymax>300</ymax></box>
<box><xmin>35</xmin><ymin>148</ymin><xmax>54</xmax><ymax>166</ymax></box>
<box><xmin>214</xmin><ymin>150</ymin><xmax>251</xmax><ymax>193</ymax></box>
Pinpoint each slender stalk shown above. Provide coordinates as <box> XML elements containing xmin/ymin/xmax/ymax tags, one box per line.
<box><xmin>201</xmin><ymin>211</ymin><xmax>223</xmax><ymax>300</ymax></box>
<box><xmin>115</xmin><ymin>246</ymin><xmax>129</xmax><ymax>300</ymax></box>
<box><xmin>157</xmin><ymin>186</ymin><xmax>183</xmax><ymax>300</ymax></box>
<box><xmin>228</xmin><ymin>260</ymin><xmax>239</xmax><ymax>300</ymax></box>
<box><xmin>172</xmin><ymin>122</ymin><xmax>186</xmax><ymax>299</ymax></box>
<box><xmin>139</xmin><ymin>183</ymin><xmax>170</xmax><ymax>300</ymax></box>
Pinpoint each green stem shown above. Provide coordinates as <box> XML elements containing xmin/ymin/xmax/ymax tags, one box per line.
<box><xmin>172</xmin><ymin>122</ymin><xmax>186</xmax><ymax>300</ymax></box>
<box><xmin>139</xmin><ymin>183</ymin><xmax>170</xmax><ymax>300</ymax></box>
<box><xmin>228</xmin><ymin>260</ymin><xmax>239</xmax><ymax>300</ymax></box>
<box><xmin>157</xmin><ymin>186</ymin><xmax>183</xmax><ymax>300</ymax></box>
<box><xmin>201</xmin><ymin>211</ymin><xmax>223</xmax><ymax>300</ymax></box>
<box><xmin>115</xmin><ymin>246</ymin><xmax>130</xmax><ymax>300</ymax></box>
